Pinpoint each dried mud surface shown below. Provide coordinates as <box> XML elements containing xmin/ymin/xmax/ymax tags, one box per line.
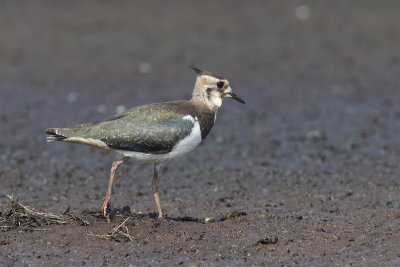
<box><xmin>1</xmin><ymin>1</ymin><xmax>400</xmax><ymax>266</ymax></box>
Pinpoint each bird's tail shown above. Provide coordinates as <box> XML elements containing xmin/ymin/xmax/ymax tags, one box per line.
<box><xmin>46</xmin><ymin>124</ymin><xmax>109</xmax><ymax>150</ymax></box>
<box><xmin>45</xmin><ymin>128</ymin><xmax>68</xmax><ymax>142</ymax></box>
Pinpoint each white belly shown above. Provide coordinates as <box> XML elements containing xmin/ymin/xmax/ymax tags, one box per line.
<box><xmin>116</xmin><ymin>117</ymin><xmax>202</xmax><ymax>164</ymax></box>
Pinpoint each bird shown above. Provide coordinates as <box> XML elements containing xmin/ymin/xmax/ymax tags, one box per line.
<box><xmin>46</xmin><ymin>65</ymin><xmax>245</xmax><ymax>221</ymax></box>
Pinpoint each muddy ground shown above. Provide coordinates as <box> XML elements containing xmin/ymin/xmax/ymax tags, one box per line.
<box><xmin>1</xmin><ymin>1</ymin><xmax>400</xmax><ymax>266</ymax></box>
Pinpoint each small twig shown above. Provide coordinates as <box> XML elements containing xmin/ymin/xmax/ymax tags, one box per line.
<box><xmin>116</xmin><ymin>229</ymin><xmax>133</xmax><ymax>241</ymax></box>
<box><xmin>87</xmin><ymin>217</ymin><xmax>133</xmax><ymax>241</ymax></box>
<box><xmin>5</xmin><ymin>194</ymin><xmax>88</xmax><ymax>226</ymax></box>
<box><xmin>63</xmin><ymin>205</ymin><xmax>71</xmax><ymax>215</ymax></box>
<box><xmin>7</xmin><ymin>194</ymin><xmax>67</xmax><ymax>222</ymax></box>
<box><xmin>110</xmin><ymin>217</ymin><xmax>130</xmax><ymax>236</ymax></box>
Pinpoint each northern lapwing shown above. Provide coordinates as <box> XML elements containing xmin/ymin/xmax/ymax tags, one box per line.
<box><xmin>46</xmin><ymin>66</ymin><xmax>245</xmax><ymax>221</ymax></box>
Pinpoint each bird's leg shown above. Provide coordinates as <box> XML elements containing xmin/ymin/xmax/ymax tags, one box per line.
<box><xmin>102</xmin><ymin>157</ymin><xmax>130</xmax><ymax>221</ymax></box>
<box><xmin>152</xmin><ymin>163</ymin><xmax>163</xmax><ymax>219</ymax></box>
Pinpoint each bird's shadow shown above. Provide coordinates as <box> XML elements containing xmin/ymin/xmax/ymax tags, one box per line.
<box><xmin>82</xmin><ymin>205</ymin><xmax>247</xmax><ymax>224</ymax></box>
<box><xmin>113</xmin><ymin>206</ymin><xmax>247</xmax><ymax>224</ymax></box>
<box><xmin>165</xmin><ymin>215</ymin><xmax>205</xmax><ymax>223</ymax></box>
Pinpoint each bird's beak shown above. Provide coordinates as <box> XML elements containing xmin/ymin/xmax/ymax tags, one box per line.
<box><xmin>227</xmin><ymin>92</ymin><xmax>245</xmax><ymax>104</ymax></box>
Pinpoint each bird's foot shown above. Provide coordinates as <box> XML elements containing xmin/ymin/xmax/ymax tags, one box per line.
<box><xmin>157</xmin><ymin>212</ymin><xmax>166</xmax><ymax>221</ymax></box>
<box><xmin>102</xmin><ymin>197</ymin><xmax>111</xmax><ymax>223</ymax></box>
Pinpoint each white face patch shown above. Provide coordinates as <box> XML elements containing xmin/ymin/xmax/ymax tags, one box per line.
<box><xmin>209</xmin><ymin>91</ymin><xmax>222</xmax><ymax>107</ymax></box>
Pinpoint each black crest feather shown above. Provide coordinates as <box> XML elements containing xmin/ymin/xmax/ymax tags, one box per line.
<box><xmin>189</xmin><ymin>65</ymin><xmax>203</xmax><ymax>75</ymax></box>
<box><xmin>189</xmin><ymin>65</ymin><xmax>226</xmax><ymax>80</ymax></box>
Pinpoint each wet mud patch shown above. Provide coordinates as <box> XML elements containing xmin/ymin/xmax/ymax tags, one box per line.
<box><xmin>2</xmin><ymin>194</ymin><xmax>400</xmax><ymax>265</ymax></box>
<box><xmin>1</xmin><ymin>195</ymin><xmax>251</xmax><ymax>244</ymax></box>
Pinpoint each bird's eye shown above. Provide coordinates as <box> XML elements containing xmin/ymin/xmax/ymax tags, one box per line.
<box><xmin>217</xmin><ymin>81</ymin><xmax>224</xmax><ymax>88</ymax></box>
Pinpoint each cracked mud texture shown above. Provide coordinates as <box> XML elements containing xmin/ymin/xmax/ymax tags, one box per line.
<box><xmin>1</xmin><ymin>1</ymin><xmax>400</xmax><ymax>266</ymax></box>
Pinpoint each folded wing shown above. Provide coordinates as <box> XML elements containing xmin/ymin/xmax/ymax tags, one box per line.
<box><xmin>46</xmin><ymin>103</ymin><xmax>196</xmax><ymax>154</ymax></box>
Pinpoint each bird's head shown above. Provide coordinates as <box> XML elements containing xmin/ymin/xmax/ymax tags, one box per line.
<box><xmin>190</xmin><ymin>65</ymin><xmax>245</xmax><ymax>110</ymax></box>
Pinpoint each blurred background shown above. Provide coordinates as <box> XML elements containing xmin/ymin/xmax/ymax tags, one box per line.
<box><xmin>1</xmin><ymin>1</ymin><xmax>400</xmax><ymax>264</ymax></box>
<box><xmin>2</xmin><ymin>0</ymin><xmax>400</xmax><ymax>216</ymax></box>
<box><xmin>2</xmin><ymin>0</ymin><xmax>400</xmax><ymax>212</ymax></box>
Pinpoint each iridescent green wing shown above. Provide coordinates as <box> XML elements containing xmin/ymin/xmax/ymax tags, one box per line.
<box><xmin>72</xmin><ymin>103</ymin><xmax>195</xmax><ymax>154</ymax></box>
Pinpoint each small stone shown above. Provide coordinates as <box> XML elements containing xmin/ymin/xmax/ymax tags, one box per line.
<box><xmin>307</xmin><ymin>130</ymin><xmax>322</xmax><ymax>139</ymax></box>
<box><xmin>306</xmin><ymin>130</ymin><xmax>326</xmax><ymax>141</ymax></box>
<box><xmin>257</xmin><ymin>236</ymin><xmax>278</xmax><ymax>245</ymax></box>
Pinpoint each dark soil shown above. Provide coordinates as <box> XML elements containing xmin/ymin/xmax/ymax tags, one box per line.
<box><xmin>1</xmin><ymin>1</ymin><xmax>400</xmax><ymax>265</ymax></box>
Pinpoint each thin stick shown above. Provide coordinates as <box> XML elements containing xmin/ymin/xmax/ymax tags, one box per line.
<box><xmin>110</xmin><ymin>217</ymin><xmax>130</xmax><ymax>236</ymax></box>
<box><xmin>87</xmin><ymin>217</ymin><xmax>133</xmax><ymax>241</ymax></box>
<box><xmin>6</xmin><ymin>194</ymin><xmax>88</xmax><ymax>225</ymax></box>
